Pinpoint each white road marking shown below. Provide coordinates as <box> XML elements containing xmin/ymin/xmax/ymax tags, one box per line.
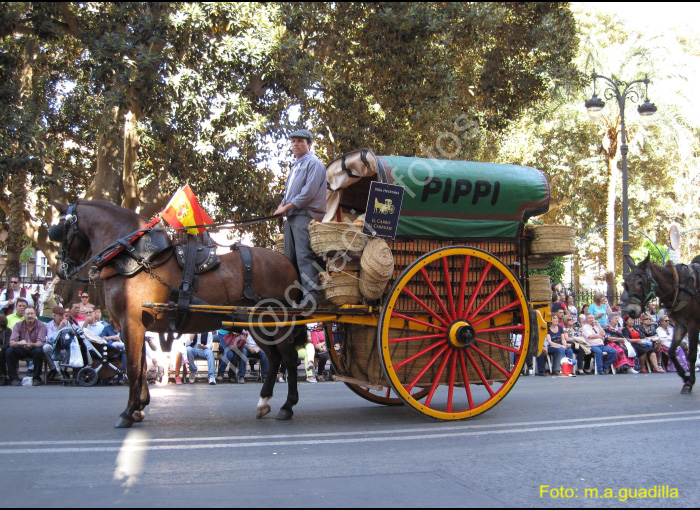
<box><xmin>1</xmin><ymin>410</ymin><xmax>699</xmax><ymax>454</ymax></box>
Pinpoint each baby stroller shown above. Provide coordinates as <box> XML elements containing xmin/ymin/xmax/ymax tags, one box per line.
<box><xmin>54</xmin><ymin>318</ymin><xmax>127</xmax><ymax>387</ymax></box>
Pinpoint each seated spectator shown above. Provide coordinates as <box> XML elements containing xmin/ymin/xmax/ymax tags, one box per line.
<box><xmin>622</xmin><ymin>315</ymin><xmax>662</xmax><ymax>373</ymax></box>
<box><xmin>66</xmin><ymin>301</ymin><xmax>85</xmax><ymax>323</ymax></box>
<box><xmin>94</xmin><ymin>308</ymin><xmax>109</xmax><ymax>329</ymax></box>
<box><xmin>4</xmin><ymin>307</ymin><xmax>47</xmax><ymax>386</ymax></box>
<box><xmin>278</xmin><ymin>330</ymin><xmax>317</xmax><ymax>383</ymax></box>
<box><xmin>7</xmin><ymin>298</ymin><xmax>28</xmax><ymax>330</ymax></box>
<box><xmin>42</xmin><ymin>306</ymin><xmax>68</xmax><ymax>380</ymax></box>
<box><xmin>100</xmin><ymin>317</ymin><xmax>126</xmax><ymax>384</ymax></box>
<box><xmin>81</xmin><ymin>306</ymin><xmax>105</xmax><ymax>336</ymax></box>
<box><xmin>563</xmin><ymin>314</ymin><xmax>592</xmax><ymax>375</ymax></box>
<box><xmin>216</xmin><ymin>329</ymin><xmax>268</xmax><ymax>384</ymax></box>
<box><xmin>603</xmin><ymin>312</ymin><xmax>638</xmax><ymax>374</ymax></box>
<box><xmin>216</xmin><ymin>329</ymin><xmax>239</xmax><ymax>382</ymax></box>
<box><xmin>144</xmin><ymin>333</ymin><xmax>166</xmax><ymax>384</ymax></box>
<box><xmin>536</xmin><ymin>315</ymin><xmax>573</xmax><ymax>376</ymax></box>
<box><xmin>186</xmin><ymin>332</ymin><xmax>216</xmax><ymax>385</ymax></box>
<box><xmin>565</xmin><ymin>296</ymin><xmax>578</xmax><ymax>317</ymax></box>
<box><xmin>655</xmin><ymin>316</ymin><xmax>691</xmax><ymax>372</ymax></box>
<box><xmin>578</xmin><ymin>304</ymin><xmax>589</xmax><ymax>328</ymax></box>
<box><xmin>0</xmin><ymin>314</ymin><xmax>11</xmax><ymax>385</ymax></box>
<box><xmin>240</xmin><ymin>331</ymin><xmax>269</xmax><ymax>383</ymax></box>
<box><xmin>629</xmin><ymin>314</ymin><xmax>663</xmax><ymax>373</ymax></box>
<box><xmin>309</xmin><ymin>325</ymin><xmax>330</xmax><ymax>381</ymax></box>
<box><xmin>581</xmin><ymin>314</ymin><xmax>617</xmax><ymax>374</ymax></box>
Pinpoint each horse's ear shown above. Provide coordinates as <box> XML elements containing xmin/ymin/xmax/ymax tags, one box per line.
<box><xmin>624</xmin><ymin>254</ymin><xmax>638</xmax><ymax>271</ymax></box>
<box><xmin>50</xmin><ymin>200</ymin><xmax>68</xmax><ymax>215</ymax></box>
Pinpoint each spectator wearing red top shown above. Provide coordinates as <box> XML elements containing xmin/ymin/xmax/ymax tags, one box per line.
<box><xmin>622</xmin><ymin>315</ymin><xmax>663</xmax><ymax>373</ymax></box>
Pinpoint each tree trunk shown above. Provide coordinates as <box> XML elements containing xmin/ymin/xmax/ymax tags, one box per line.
<box><xmin>85</xmin><ymin>105</ymin><xmax>124</xmax><ymax>203</ymax></box>
<box><xmin>5</xmin><ymin>173</ymin><xmax>28</xmax><ymax>277</ymax></box>
<box><xmin>121</xmin><ymin>111</ymin><xmax>140</xmax><ymax>211</ymax></box>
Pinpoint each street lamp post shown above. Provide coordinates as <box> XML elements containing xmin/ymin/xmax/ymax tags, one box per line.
<box><xmin>585</xmin><ymin>72</ymin><xmax>657</xmax><ymax>277</ymax></box>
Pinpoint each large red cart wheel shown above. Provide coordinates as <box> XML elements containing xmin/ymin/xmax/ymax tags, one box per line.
<box><xmin>323</xmin><ymin>323</ymin><xmax>429</xmax><ymax>406</ymax></box>
<box><xmin>378</xmin><ymin>247</ymin><xmax>530</xmax><ymax>420</ymax></box>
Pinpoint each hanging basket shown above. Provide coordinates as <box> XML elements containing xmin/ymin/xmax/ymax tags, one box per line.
<box><xmin>526</xmin><ymin>225</ymin><xmax>575</xmax><ymax>255</ymax></box>
<box><xmin>320</xmin><ymin>271</ymin><xmax>361</xmax><ymax>305</ymax></box>
<box><xmin>309</xmin><ymin>221</ymin><xmax>367</xmax><ymax>256</ymax></box>
<box><xmin>359</xmin><ymin>238</ymin><xmax>394</xmax><ymax>300</ymax></box>
<box><xmin>529</xmin><ymin>274</ymin><xmax>552</xmax><ymax>303</ymax></box>
<box><xmin>275</xmin><ymin>235</ymin><xmax>285</xmax><ymax>254</ymax></box>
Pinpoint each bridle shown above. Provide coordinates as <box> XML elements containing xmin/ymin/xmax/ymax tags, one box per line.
<box><xmin>49</xmin><ymin>202</ymin><xmax>91</xmax><ymax>280</ymax></box>
<box><xmin>624</xmin><ymin>266</ymin><xmax>657</xmax><ymax>308</ymax></box>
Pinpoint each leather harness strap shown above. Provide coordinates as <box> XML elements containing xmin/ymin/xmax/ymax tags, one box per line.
<box><xmin>235</xmin><ymin>243</ymin><xmax>263</xmax><ymax>302</ymax></box>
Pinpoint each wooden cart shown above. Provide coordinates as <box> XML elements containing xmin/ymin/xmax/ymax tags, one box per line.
<box><xmin>145</xmin><ymin>151</ymin><xmax>553</xmax><ymax>420</ymax></box>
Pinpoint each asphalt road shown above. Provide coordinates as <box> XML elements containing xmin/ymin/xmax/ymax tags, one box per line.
<box><xmin>1</xmin><ymin>372</ymin><xmax>698</xmax><ymax>508</ymax></box>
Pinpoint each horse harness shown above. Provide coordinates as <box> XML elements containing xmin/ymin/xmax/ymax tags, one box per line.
<box><xmin>630</xmin><ymin>262</ymin><xmax>700</xmax><ymax>312</ymax></box>
<box><xmin>50</xmin><ymin>202</ymin><xmax>265</xmax><ymax>332</ymax></box>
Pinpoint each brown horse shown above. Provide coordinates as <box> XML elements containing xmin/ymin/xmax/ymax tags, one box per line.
<box><xmin>51</xmin><ymin>200</ymin><xmax>307</xmax><ymax>427</ymax></box>
<box><xmin>622</xmin><ymin>254</ymin><xmax>700</xmax><ymax>394</ymax></box>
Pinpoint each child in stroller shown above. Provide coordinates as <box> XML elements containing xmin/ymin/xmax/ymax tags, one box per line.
<box><xmin>52</xmin><ymin>317</ymin><xmax>126</xmax><ymax>386</ymax></box>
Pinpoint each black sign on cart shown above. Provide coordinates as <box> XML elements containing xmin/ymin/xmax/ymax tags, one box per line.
<box><xmin>363</xmin><ymin>181</ymin><xmax>404</xmax><ymax>240</ymax></box>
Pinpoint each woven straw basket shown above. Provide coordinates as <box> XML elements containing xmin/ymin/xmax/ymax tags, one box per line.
<box><xmin>274</xmin><ymin>235</ymin><xmax>285</xmax><ymax>254</ymax></box>
<box><xmin>309</xmin><ymin>221</ymin><xmax>367</xmax><ymax>255</ymax></box>
<box><xmin>527</xmin><ymin>225</ymin><xmax>575</xmax><ymax>255</ymax></box>
<box><xmin>359</xmin><ymin>238</ymin><xmax>394</xmax><ymax>300</ymax></box>
<box><xmin>320</xmin><ymin>271</ymin><xmax>361</xmax><ymax>305</ymax></box>
<box><xmin>529</xmin><ymin>274</ymin><xmax>552</xmax><ymax>302</ymax></box>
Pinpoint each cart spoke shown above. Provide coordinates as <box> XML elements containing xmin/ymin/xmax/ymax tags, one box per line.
<box><xmin>406</xmin><ymin>344</ymin><xmax>450</xmax><ymax>392</ymax></box>
<box><xmin>476</xmin><ymin>324</ymin><xmax>525</xmax><ymax>334</ymax></box>
<box><xmin>464</xmin><ymin>349</ymin><xmax>496</xmax><ymax>397</ymax></box>
<box><xmin>456</xmin><ymin>255</ymin><xmax>471</xmax><ymax>317</ymax></box>
<box><xmin>391</xmin><ymin>312</ymin><xmax>446</xmax><ymax>332</ymax></box>
<box><xmin>424</xmin><ymin>348</ymin><xmax>453</xmax><ymax>407</ymax></box>
<box><xmin>442</xmin><ymin>257</ymin><xmax>456</xmax><ymax>319</ymax></box>
<box><xmin>393</xmin><ymin>339</ymin><xmax>448</xmax><ymax>370</ymax></box>
<box><xmin>458</xmin><ymin>351</ymin><xmax>475</xmax><ymax>409</ymax></box>
<box><xmin>420</xmin><ymin>267</ymin><xmax>453</xmax><ymax>322</ymax></box>
<box><xmin>471</xmin><ymin>300</ymin><xmax>522</xmax><ymax>328</ymax></box>
<box><xmin>474</xmin><ymin>337</ymin><xmax>520</xmax><ymax>353</ymax></box>
<box><xmin>462</xmin><ymin>262</ymin><xmax>492</xmax><ymax>319</ymax></box>
<box><xmin>389</xmin><ymin>333</ymin><xmax>446</xmax><ymax>344</ymax></box>
<box><xmin>466</xmin><ymin>277</ymin><xmax>510</xmax><ymax>321</ymax></box>
<box><xmin>402</xmin><ymin>286</ymin><xmax>451</xmax><ymax>327</ymax></box>
<box><xmin>469</xmin><ymin>344</ymin><xmax>511</xmax><ymax>378</ymax></box>
<box><xmin>447</xmin><ymin>351</ymin><xmax>457</xmax><ymax>413</ymax></box>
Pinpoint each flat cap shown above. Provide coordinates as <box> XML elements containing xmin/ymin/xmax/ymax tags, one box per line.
<box><xmin>52</xmin><ymin>306</ymin><xmax>66</xmax><ymax>314</ymax></box>
<box><xmin>289</xmin><ymin>129</ymin><xmax>313</xmax><ymax>142</ymax></box>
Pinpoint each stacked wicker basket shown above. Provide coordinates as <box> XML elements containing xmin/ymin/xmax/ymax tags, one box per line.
<box><xmin>524</xmin><ymin>224</ymin><xmax>575</xmax><ymax>303</ymax></box>
<box><xmin>308</xmin><ymin>221</ymin><xmax>393</xmax><ymax>305</ymax></box>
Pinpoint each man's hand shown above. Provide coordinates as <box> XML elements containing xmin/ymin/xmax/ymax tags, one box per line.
<box><xmin>274</xmin><ymin>203</ymin><xmax>295</xmax><ymax>217</ymax></box>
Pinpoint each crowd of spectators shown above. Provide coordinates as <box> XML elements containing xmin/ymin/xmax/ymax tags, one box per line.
<box><xmin>535</xmin><ymin>290</ymin><xmax>700</xmax><ymax>377</ymax></box>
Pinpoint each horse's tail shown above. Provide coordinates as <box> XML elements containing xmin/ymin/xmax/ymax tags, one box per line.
<box><xmin>290</xmin><ymin>325</ymin><xmax>309</xmax><ymax>349</ymax></box>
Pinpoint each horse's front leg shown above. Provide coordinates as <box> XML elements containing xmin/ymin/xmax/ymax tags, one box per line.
<box><xmin>115</xmin><ymin>324</ymin><xmax>147</xmax><ymax>428</ymax></box>
<box><xmin>668</xmin><ymin>323</ymin><xmax>692</xmax><ymax>393</ymax></box>
<box><xmin>258</xmin><ymin>348</ymin><xmax>281</xmax><ymax>419</ymax></box>
<box><xmin>277</xmin><ymin>355</ymin><xmax>299</xmax><ymax>421</ymax></box>
<box><xmin>683</xmin><ymin>327</ymin><xmax>699</xmax><ymax>393</ymax></box>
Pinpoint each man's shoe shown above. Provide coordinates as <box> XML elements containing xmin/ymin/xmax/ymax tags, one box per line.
<box><xmin>10</xmin><ymin>378</ymin><xmax>21</xmax><ymax>386</ymax></box>
<box><xmin>32</xmin><ymin>378</ymin><xmax>42</xmax><ymax>386</ymax></box>
<box><xmin>188</xmin><ymin>371</ymin><xmax>196</xmax><ymax>384</ymax></box>
<box><xmin>238</xmin><ymin>376</ymin><xmax>246</xmax><ymax>384</ymax></box>
<box><xmin>215</xmin><ymin>376</ymin><xmax>223</xmax><ymax>383</ymax></box>
<box><xmin>208</xmin><ymin>376</ymin><xmax>216</xmax><ymax>385</ymax></box>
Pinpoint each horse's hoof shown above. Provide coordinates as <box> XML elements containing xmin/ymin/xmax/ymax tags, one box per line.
<box><xmin>276</xmin><ymin>408</ymin><xmax>293</xmax><ymax>420</ymax></box>
<box><xmin>681</xmin><ymin>384</ymin><xmax>693</xmax><ymax>394</ymax></box>
<box><xmin>133</xmin><ymin>410</ymin><xmax>146</xmax><ymax>422</ymax></box>
<box><xmin>256</xmin><ymin>404</ymin><xmax>271</xmax><ymax>419</ymax></box>
<box><xmin>114</xmin><ymin>417</ymin><xmax>135</xmax><ymax>428</ymax></box>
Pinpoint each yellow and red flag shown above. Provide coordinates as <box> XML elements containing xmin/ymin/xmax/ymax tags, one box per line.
<box><xmin>160</xmin><ymin>184</ymin><xmax>213</xmax><ymax>234</ymax></box>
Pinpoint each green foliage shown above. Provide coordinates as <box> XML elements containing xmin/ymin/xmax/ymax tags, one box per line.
<box><xmin>529</xmin><ymin>256</ymin><xmax>566</xmax><ymax>285</ymax></box>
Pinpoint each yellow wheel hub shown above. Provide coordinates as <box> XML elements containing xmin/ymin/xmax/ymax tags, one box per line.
<box><xmin>447</xmin><ymin>320</ymin><xmax>475</xmax><ymax>350</ymax></box>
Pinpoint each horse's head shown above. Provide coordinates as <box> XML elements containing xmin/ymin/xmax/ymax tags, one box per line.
<box><xmin>49</xmin><ymin>201</ymin><xmax>92</xmax><ymax>279</ymax></box>
<box><xmin>621</xmin><ymin>253</ymin><xmax>654</xmax><ymax>319</ymax></box>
